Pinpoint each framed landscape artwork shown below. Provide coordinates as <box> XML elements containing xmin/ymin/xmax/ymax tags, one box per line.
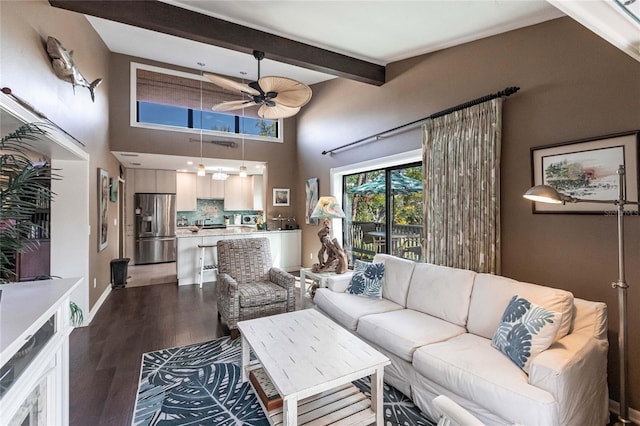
<box><xmin>273</xmin><ymin>188</ymin><xmax>290</xmax><ymax>206</ymax></box>
<box><xmin>531</xmin><ymin>131</ymin><xmax>639</xmax><ymax>213</ymax></box>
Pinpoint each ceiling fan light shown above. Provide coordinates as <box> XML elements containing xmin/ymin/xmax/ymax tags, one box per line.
<box><xmin>239</xmin><ymin>165</ymin><xmax>248</xmax><ymax>178</ymax></box>
<box><xmin>197</xmin><ymin>163</ymin><xmax>206</xmax><ymax>177</ymax></box>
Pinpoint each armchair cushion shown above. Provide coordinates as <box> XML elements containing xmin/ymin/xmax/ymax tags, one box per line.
<box><xmin>238</xmin><ymin>281</ymin><xmax>289</xmax><ymax>308</ymax></box>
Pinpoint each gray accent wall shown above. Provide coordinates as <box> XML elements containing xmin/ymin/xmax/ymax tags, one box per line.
<box><xmin>295</xmin><ymin>17</ymin><xmax>640</xmax><ymax>410</ymax></box>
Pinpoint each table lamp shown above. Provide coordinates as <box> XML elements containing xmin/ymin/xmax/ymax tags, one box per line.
<box><xmin>310</xmin><ymin>196</ymin><xmax>349</xmax><ymax>274</ymax></box>
<box><xmin>524</xmin><ymin>165</ymin><xmax>638</xmax><ymax>426</ymax></box>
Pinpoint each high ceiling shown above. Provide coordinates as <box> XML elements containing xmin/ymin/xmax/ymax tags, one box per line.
<box><xmin>82</xmin><ymin>0</ymin><xmax>565</xmax><ymax>85</ymax></box>
<box><xmin>46</xmin><ymin>0</ymin><xmax>565</xmax><ymax>172</ymax></box>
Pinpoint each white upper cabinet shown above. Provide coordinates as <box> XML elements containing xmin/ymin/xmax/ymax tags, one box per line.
<box><xmin>196</xmin><ymin>176</ymin><xmax>225</xmax><ymax>199</ymax></box>
<box><xmin>224</xmin><ymin>176</ymin><xmax>253</xmax><ymax>210</ymax></box>
<box><xmin>253</xmin><ymin>175</ymin><xmax>264</xmax><ymax>211</ymax></box>
<box><xmin>156</xmin><ymin>170</ymin><xmax>177</xmax><ymax>193</ymax></box>
<box><xmin>133</xmin><ymin>169</ymin><xmax>176</xmax><ymax>193</ymax></box>
<box><xmin>196</xmin><ymin>175</ymin><xmax>211</xmax><ymax>199</ymax></box>
<box><xmin>176</xmin><ymin>172</ymin><xmax>197</xmax><ymax>211</ymax></box>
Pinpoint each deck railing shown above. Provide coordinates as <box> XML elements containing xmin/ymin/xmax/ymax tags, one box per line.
<box><xmin>346</xmin><ymin>221</ymin><xmax>423</xmax><ymax>262</ymax></box>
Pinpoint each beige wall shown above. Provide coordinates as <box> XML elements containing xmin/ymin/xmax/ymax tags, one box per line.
<box><xmin>108</xmin><ymin>53</ymin><xmax>299</xmax><ymax>224</ymax></box>
<box><xmin>1</xmin><ymin>0</ymin><xmax>120</xmax><ymax>310</ymax></box>
<box><xmin>296</xmin><ymin>18</ymin><xmax>640</xmax><ymax>410</ymax></box>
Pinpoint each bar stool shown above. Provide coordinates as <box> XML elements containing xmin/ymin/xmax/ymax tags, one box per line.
<box><xmin>197</xmin><ymin>243</ymin><xmax>217</xmax><ymax>289</ymax></box>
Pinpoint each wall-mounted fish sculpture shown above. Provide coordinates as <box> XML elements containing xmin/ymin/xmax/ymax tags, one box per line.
<box><xmin>46</xmin><ymin>36</ymin><xmax>102</xmax><ymax>102</ymax></box>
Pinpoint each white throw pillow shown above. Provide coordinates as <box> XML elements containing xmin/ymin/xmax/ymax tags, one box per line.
<box><xmin>491</xmin><ymin>295</ymin><xmax>562</xmax><ymax>373</ymax></box>
<box><xmin>346</xmin><ymin>260</ymin><xmax>384</xmax><ymax>298</ymax></box>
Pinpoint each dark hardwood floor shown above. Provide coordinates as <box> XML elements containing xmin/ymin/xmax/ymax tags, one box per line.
<box><xmin>69</xmin><ymin>281</ymin><xmax>311</xmax><ymax>426</ymax></box>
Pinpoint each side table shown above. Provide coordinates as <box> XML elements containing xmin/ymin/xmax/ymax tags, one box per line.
<box><xmin>299</xmin><ymin>268</ymin><xmax>337</xmax><ymax>298</ymax></box>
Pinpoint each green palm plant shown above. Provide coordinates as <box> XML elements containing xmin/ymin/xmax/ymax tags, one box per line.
<box><xmin>1</xmin><ymin>123</ymin><xmax>83</xmax><ymax>326</ymax></box>
<box><xmin>0</xmin><ymin>123</ymin><xmax>53</xmax><ymax>281</ymax></box>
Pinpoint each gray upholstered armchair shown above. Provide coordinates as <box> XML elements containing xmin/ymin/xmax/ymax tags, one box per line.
<box><xmin>216</xmin><ymin>237</ymin><xmax>295</xmax><ymax>339</ymax></box>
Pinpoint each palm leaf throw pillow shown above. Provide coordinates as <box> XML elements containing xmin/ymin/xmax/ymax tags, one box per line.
<box><xmin>346</xmin><ymin>260</ymin><xmax>384</xmax><ymax>298</ymax></box>
<box><xmin>491</xmin><ymin>295</ymin><xmax>562</xmax><ymax>373</ymax></box>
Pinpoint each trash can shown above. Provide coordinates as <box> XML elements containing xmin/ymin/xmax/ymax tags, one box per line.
<box><xmin>110</xmin><ymin>258</ymin><xmax>130</xmax><ymax>288</ymax></box>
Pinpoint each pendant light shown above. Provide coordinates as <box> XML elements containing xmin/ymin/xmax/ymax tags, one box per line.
<box><xmin>196</xmin><ymin>62</ymin><xmax>206</xmax><ymax>177</ymax></box>
<box><xmin>239</xmin><ymin>72</ymin><xmax>248</xmax><ymax>178</ymax></box>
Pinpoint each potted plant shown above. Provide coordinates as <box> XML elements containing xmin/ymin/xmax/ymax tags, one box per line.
<box><xmin>0</xmin><ymin>123</ymin><xmax>83</xmax><ymax>325</ymax></box>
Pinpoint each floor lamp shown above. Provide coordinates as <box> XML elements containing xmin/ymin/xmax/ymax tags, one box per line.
<box><xmin>523</xmin><ymin>165</ymin><xmax>638</xmax><ymax>426</ymax></box>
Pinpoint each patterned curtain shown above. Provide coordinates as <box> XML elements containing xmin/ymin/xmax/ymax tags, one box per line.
<box><xmin>422</xmin><ymin>99</ymin><xmax>502</xmax><ymax>274</ymax></box>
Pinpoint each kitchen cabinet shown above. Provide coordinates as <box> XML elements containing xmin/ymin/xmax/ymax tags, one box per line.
<box><xmin>196</xmin><ymin>176</ymin><xmax>225</xmax><ymax>199</ymax></box>
<box><xmin>253</xmin><ymin>175</ymin><xmax>264</xmax><ymax>211</ymax></box>
<box><xmin>134</xmin><ymin>169</ymin><xmax>155</xmax><ymax>193</ymax></box>
<box><xmin>224</xmin><ymin>176</ymin><xmax>253</xmax><ymax>210</ymax></box>
<box><xmin>211</xmin><ymin>180</ymin><xmax>225</xmax><ymax>199</ymax></box>
<box><xmin>133</xmin><ymin>169</ymin><xmax>176</xmax><ymax>193</ymax></box>
<box><xmin>224</xmin><ymin>176</ymin><xmax>263</xmax><ymax>211</ymax></box>
<box><xmin>177</xmin><ymin>172</ymin><xmax>197</xmax><ymax>211</ymax></box>
<box><xmin>281</xmin><ymin>231</ymin><xmax>302</xmax><ymax>271</ymax></box>
<box><xmin>156</xmin><ymin>170</ymin><xmax>177</xmax><ymax>193</ymax></box>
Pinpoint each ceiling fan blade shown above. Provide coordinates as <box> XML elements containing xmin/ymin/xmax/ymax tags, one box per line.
<box><xmin>258</xmin><ymin>103</ymin><xmax>301</xmax><ymax>120</ymax></box>
<box><xmin>212</xmin><ymin>100</ymin><xmax>255</xmax><ymax>112</ymax></box>
<box><xmin>205</xmin><ymin>73</ymin><xmax>259</xmax><ymax>96</ymax></box>
<box><xmin>258</xmin><ymin>76</ymin><xmax>312</xmax><ymax>108</ymax></box>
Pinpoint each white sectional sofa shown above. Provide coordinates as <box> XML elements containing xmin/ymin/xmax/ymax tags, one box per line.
<box><xmin>314</xmin><ymin>254</ymin><xmax>609</xmax><ymax>425</ymax></box>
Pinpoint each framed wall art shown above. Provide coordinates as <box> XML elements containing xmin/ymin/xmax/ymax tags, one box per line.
<box><xmin>530</xmin><ymin>131</ymin><xmax>639</xmax><ymax>213</ymax></box>
<box><xmin>98</xmin><ymin>168</ymin><xmax>109</xmax><ymax>251</ymax></box>
<box><xmin>273</xmin><ymin>188</ymin><xmax>290</xmax><ymax>206</ymax></box>
<box><xmin>305</xmin><ymin>178</ymin><xmax>319</xmax><ymax>225</ymax></box>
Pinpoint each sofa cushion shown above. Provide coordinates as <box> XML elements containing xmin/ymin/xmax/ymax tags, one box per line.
<box><xmin>238</xmin><ymin>281</ymin><xmax>288</xmax><ymax>308</ymax></box>
<box><xmin>346</xmin><ymin>260</ymin><xmax>384</xmax><ymax>298</ymax></box>
<box><xmin>313</xmin><ymin>288</ymin><xmax>403</xmax><ymax>331</ymax></box>
<box><xmin>357</xmin><ymin>309</ymin><xmax>466</xmax><ymax>362</ymax></box>
<box><xmin>373</xmin><ymin>253</ymin><xmax>416</xmax><ymax>307</ymax></box>
<box><xmin>413</xmin><ymin>333</ymin><xmax>558</xmax><ymax>425</ymax></box>
<box><xmin>467</xmin><ymin>273</ymin><xmax>574</xmax><ymax>342</ymax></box>
<box><xmin>406</xmin><ymin>263</ymin><xmax>476</xmax><ymax>327</ymax></box>
<box><xmin>491</xmin><ymin>296</ymin><xmax>562</xmax><ymax>373</ymax></box>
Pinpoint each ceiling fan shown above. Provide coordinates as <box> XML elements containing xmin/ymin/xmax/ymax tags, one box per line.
<box><xmin>205</xmin><ymin>50</ymin><xmax>312</xmax><ymax>120</ymax></box>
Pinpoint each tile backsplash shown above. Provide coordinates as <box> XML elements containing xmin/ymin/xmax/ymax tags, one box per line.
<box><xmin>177</xmin><ymin>199</ymin><xmax>259</xmax><ymax>226</ymax></box>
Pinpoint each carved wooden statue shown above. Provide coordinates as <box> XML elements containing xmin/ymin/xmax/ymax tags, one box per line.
<box><xmin>311</xmin><ymin>220</ymin><xmax>349</xmax><ymax>274</ymax></box>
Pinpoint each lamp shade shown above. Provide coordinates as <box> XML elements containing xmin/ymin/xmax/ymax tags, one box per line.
<box><xmin>311</xmin><ymin>196</ymin><xmax>346</xmax><ymax>219</ymax></box>
<box><xmin>523</xmin><ymin>185</ymin><xmax>566</xmax><ymax>204</ymax></box>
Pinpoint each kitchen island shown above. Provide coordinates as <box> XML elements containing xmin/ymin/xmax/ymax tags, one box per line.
<box><xmin>176</xmin><ymin>227</ymin><xmax>301</xmax><ymax>286</ymax></box>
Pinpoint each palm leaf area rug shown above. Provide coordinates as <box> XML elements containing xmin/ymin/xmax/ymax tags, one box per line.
<box><xmin>133</xmin><ymin>336</ymin><xmax>434</xmax><ymax>426</ymax></box>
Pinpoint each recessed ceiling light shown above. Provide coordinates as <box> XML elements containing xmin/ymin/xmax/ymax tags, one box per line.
<box><xmin>187</xmin><ymin>161</ymin><xmax>193</xmax><ymax>165</ymax></box>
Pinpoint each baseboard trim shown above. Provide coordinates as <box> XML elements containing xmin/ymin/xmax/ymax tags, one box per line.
<box><xmin>609</xmin><ymin>399</ymin><xmax>640</xmax><ymax>424</ymax></box>
<box><xmin>86</xmin><ymin>285</ymin><xmax>112</xmax><ymax>325</ymax></box>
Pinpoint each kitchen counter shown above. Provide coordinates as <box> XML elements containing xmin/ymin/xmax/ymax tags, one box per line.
<box><xmin>176</xmin><ymin>227</ymin><xmax>300</xmax><ymax>238</ymax></box>
<box><xmin>176</xmin><ymin>229</ymin><xmax>301</xmax><ymax>285</ymax></box>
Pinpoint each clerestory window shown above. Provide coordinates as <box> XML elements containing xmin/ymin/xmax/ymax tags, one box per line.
<box><xmin>130</xmin><ymin>63</ymin><xmax>281</xmax><ymax>142</ymax></box>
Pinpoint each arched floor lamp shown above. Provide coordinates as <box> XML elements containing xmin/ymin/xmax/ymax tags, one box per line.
<box><xmin>523</xmin><ymin>165</ymin><xmax>638</xmax><ymax>426</ymax></box>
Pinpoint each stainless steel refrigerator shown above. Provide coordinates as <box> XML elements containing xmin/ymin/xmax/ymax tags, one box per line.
<box><xmin>135</xmin><ymin>193</ymin><xmax>176</xmax><ymax>264</ymax></box>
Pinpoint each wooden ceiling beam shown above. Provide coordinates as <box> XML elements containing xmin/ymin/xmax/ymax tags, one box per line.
<box><xmin>49</xmin><ymin>0</ymin><xmax>386</xmax><ymax>85</ymax></box>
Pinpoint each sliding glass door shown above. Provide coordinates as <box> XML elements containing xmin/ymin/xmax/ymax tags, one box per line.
<box><xmin>343</xmin><ymin>162</ymin><xmax>423</xmax><ymax>262</ymax></box>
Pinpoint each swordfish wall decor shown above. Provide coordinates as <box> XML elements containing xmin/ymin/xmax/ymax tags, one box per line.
<box><xmin>45</xmin><ymin>36</ymin><xmax>102</xmax><ymax>102</ymax></box>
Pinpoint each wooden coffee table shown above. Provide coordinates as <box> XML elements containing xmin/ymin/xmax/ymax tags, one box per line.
<box><xmin>237</xmin><ymin>309</ymin><xmax>390</xmax><ymax>426</ymax></box>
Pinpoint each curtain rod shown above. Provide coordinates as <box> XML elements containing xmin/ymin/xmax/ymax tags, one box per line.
<box><xmin>1</xmin><ymin>87</ymin><xmax>86</xmax><ymax>148</ymax></box>
<box><xmin>322</xmin><ymin>86</ymin><xmax>520</xmax><ymax>155</ymax></box>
